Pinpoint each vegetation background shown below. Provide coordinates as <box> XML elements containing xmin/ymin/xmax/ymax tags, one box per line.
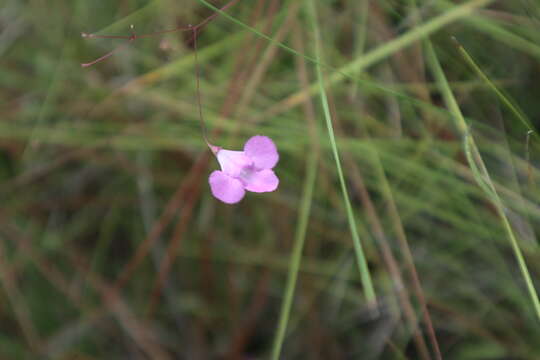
<box><xmin>1</xmin><ymin>0</ymin><xmax>540</xmax><ymax>358</ymax></box>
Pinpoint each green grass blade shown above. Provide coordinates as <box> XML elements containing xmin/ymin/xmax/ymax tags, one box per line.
<box><xmin>305</xmin><ymin>0</ymin><xmax>376</xmax><ymax>307</ymax></box>
<box><xmin>425</xmin><ymin>39</ymin><xmax>540</xmax><ymax>320</ymax></box>
<box><xmin>270</xmin><ymin>137</ymin><xmax>318</xmax><ymax>360</ymax></box>
<box><xmin>452</xmin><ymin>38</ymin><xmax>538</xmax><ymax>138</ymax></box>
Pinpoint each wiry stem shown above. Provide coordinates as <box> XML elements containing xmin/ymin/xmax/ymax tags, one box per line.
<box><xmin>191</xmin><ymin>26</ymin><xmax>217</xmax><ymax>153</ymax></box>
<box><xmin>81</xmin><ymin>39</ymin><xmax>134</xmax><ymax>67</ymax></box>
<box><xmin>81</xmin><ymin>2</ymin><xmax>239</xmax><ymax>150</ymax></box>
<box><xmin>81</xmin><ymin>0</ymin><xmax>241</xmax><ymax>67</ymax></box>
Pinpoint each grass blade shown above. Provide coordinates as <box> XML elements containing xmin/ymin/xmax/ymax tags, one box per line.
<box><xmin>425</xmin><ymin>39</ymin><xmax>540</xmax><ymax>320</ymax></box>
<box><xmin>452</xmin><ymin>37</ymin><xmax>538</xmax><ymax>138</ymax></box>
<box><xmin>305</xmin><ymin>0</ymin><xmax>376</xmax><ymax>307</ymax></box>
<box><xmin>270</xmin><ymin>135</ymin><xmax>318</xmax><ymax>360</ymax></box>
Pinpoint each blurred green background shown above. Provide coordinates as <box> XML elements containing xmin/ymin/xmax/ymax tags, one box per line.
<box><xmin>1</xmin><ymin>0</ymin><xmax>540</xmax><ymax>358</ymax></box>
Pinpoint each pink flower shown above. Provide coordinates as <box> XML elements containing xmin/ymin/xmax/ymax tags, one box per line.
<box><xmin>209</xmin><ymin>135</ymin><xmax>279</xmax><ymax>204</ymax></box>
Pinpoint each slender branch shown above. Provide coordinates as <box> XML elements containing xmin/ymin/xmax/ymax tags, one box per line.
<box><xmin>191</xmin><ymin>26</ymin><xmax>216</xmax><ymax>152</ymax></box>
<box><xmin>81</xmin><ymin>0</ymin><xmax>241</xmax><ymax>66</ymax></box>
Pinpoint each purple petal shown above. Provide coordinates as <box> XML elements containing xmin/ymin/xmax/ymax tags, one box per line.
<box><xmin>244</xmin><ymin>135</ymin><xmax>279</xmax><ymax>169</ymax></box>
<box><xmin>209</xmin><ymin>170</ymin><xmax>246</xmax><ymax>204</ymax></box>
<box><xmin>216</xmin><ymin>149</ymin><xmax>253</xmax><ymax>177</ymax></box>
<box><xmin>244</xmin><ymin>169</ymin><xmax>279</xmax><ymax>193</ymax></box>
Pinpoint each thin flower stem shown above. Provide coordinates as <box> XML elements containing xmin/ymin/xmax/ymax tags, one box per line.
<box><xmin>191</xmin><ymin>26</ymin><xmax>215</xmax><ymax>152</ymax></box>
<box><xmin>305</xmin><ymin>0</ymin><xmax>377</xmax><ymax>308</ymax></box>
<box><xmin>82</xmin><ymin>2</ymin><xmax>223</xmax><ymax>152</ymax></box>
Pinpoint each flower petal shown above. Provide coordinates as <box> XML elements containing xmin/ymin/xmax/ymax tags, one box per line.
<box><xmin>209</xmin><ymin>170</ymin><xmax>246</xmax><ymax>204</ymax></box>
<box><xmin>216</xmin><ymin>149</ymin><xmax>252</xmax><ymax>177</ymax></box>
<box><xmin>243</xmin><ymin>135</ymin><xmax>279</xmax><ymax>169</ymax></box>
<box><xmin>244</xmin><ymin>169</ymin><xmax>279</xmax><ymax>193</ymax></box>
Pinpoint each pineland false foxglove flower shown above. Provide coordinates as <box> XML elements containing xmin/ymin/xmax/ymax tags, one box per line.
<box><xmin>208</xmin><ymin>135</ymin><xmax>279</xmax><ymax>204</ymax></box>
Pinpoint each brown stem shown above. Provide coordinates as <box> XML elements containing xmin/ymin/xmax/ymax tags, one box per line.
<box><xmin>81</xmin><ymin>0</ymin><xmax>242</xmax><ymax>67</ymax></box>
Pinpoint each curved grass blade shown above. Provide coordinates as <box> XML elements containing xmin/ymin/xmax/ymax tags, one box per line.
<box><xmin>452</xmin><ymin>37</ymin><xmax>538</xmax><ymax>139</ymax></box>
<box><xmin>425</xmin><ymin>39</ymin><xmax>540</xmax><ymax>320</ymax></box>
